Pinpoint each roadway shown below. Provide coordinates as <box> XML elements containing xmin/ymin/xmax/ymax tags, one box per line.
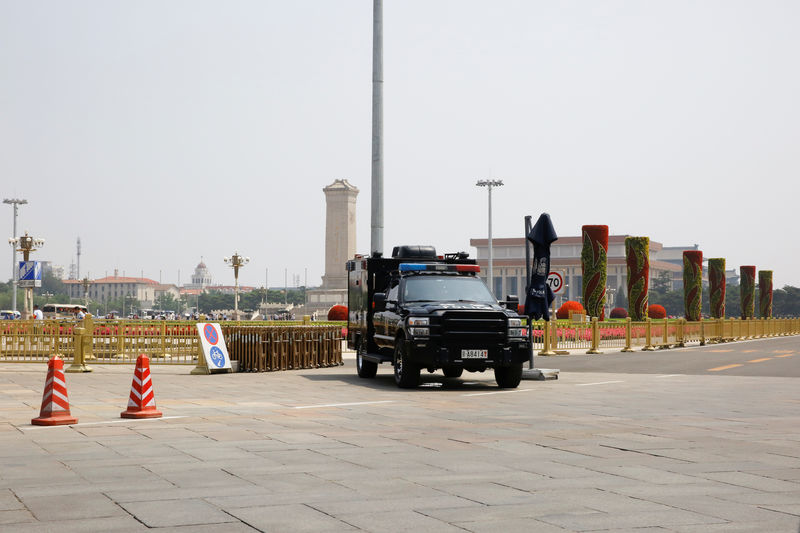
<box><xmin>540</xmin><ymin>336</ymin><xmax>800</xmax><ymax>377</ymax></box>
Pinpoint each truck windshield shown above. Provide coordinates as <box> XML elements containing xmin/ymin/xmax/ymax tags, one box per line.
<box><xmin>403</xmin><ymin>276</ymin><xmax>496</xmax><ymax>304</ymax></box>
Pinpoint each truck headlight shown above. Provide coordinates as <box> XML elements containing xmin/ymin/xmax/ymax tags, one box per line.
<box><xmin>508</xmin><ymin>328</ymin><xmax>526</xmax><ymax>337</ymax></box>
<box><xmin>410</xmin><ymin>327</ymin><xmax>430</xmax><ymax>337</ymax></box>
<box><xmin>408</xmin><ymin>317</ymin><xmax>429</xmax><ymax>326</ymax></box>
<box><xmin>507</xmin><ymin>318</ymin><xmax>522</xmax><ymax>328</ymax></box>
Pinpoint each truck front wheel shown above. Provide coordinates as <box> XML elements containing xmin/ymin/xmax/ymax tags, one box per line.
<box><xmin>494</xmin><ymin>363</ymin><xmax>522</xmax><ymax>388</ymax></box>
<box><xmin>394</xmin><ymin>340</ymin><xmax>420</xmax><ymax>388</ymax></box>
<box><xmin>356</xmin><ymin>339</ymin><xmax>378</xmax><ymax>378</ymax></box>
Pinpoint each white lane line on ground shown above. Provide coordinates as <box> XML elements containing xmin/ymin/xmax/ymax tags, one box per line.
<box><xmin>462</xmin><ymin>389</ymin><xmax>535</xmax><ymax>397</ymax></box>
<box><xmin>21</xmin><ymin>415</ymin><xmax>188</xmax><ymax>430</ymax></box>
<box><xmin>576</xmin><ymin>380</ymin><xmax>624</xmax><ymax>387</ymax></box>
<box><xmin>293</xmin><ymin>400</ymin><xmax>395</xmax><ymax>409</ymax></box>
<box><xmin>656</xmin><ymin>374</ymin><xmax>683</xmax><ymax>378</ymax></box>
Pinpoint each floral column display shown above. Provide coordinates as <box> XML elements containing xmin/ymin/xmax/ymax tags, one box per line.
<box><xmin>683</xmin><ymin>250</ymin><xmax>703</xmax><ymax>321</ymax></box>
<box><xmin>624</xmin><ymin>237</ymin><xmax>649</xmax><ymax>321</ymax></box>
<box><xmin>740</xmin><ymin>266</ymin><xmax>756</xmax><ymax>319</ymax></box>
<box><xmin>708</xmin><ymin>258</ymin><xmax>726</xmax><ymax>319</ymax></box>
<box><xmin>758</xmin><ymin>270</ymin><xmax>773</xmax><ymax>318</ymax></box>
<box><xmin>581</xmin><ymin>225</ymin><xmax>608</xmax><ymax>320</ymax></box>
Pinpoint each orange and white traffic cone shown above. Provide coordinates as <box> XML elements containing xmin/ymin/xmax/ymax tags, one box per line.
<box><xmin>121</xmin><ymin>354</ymin><xmax>163</xmax><ymax>419</ymax></box>
<box><xmin>32</xmin><ymin>356</ymin><xmax>78</xmax><ymax>426</ymax></box>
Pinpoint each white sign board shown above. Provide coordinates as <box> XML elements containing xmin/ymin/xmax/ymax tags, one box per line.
<box><xmin>546</xmin><ymin>271</ymin><xmax>564</xmax><ymax>294</ymax></box>
<box><xmin>196</xmin><ymin>323</ymin><xmax>232</xmax><ymax>372</ymax></box>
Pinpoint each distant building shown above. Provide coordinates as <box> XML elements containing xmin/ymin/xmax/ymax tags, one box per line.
<box><xmin>186</xmin><ymin>258</ymin><xmax>212</xmax><ymax>290</ymax></box>
<box><xmin>64</xmin><ymin>272</ymin><xmax>161</xmax><ymax>308</ymax></box>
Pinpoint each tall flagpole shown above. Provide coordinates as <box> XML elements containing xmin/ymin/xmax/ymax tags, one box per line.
<box><xmin>370</xmin><ymin>0</ymin><xmax>384</xmax><ymax>256</ymax></box>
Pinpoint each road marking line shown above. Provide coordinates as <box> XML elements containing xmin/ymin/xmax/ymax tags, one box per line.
<box><xmin>708</xmin><ymin>364</ymin><xmax>743</xmax><ymax>372</ymax></box>
<box><xmin>708</xmin><ymin>349</ymin><xmax>733</xmax><ymax>353</ymax></box>
<box><xmin>656</xmin><ymin>374</ymin><xmax>682</xmax><ymax>378</ymax></box>
<box><xmin>773</xmin><ymin>350</ymin><xmax>795</xmax><ymax>354</ymax></box>
<box><xmin>22</xmin><ymin>415</ymin><xmax>187</xmax><ymax>430</ymax></box>
<box><xmin>776</xmin><ymin>354</ymin><xmax>795</xmax><ymax>358</ymax></box>
<box><xmin>742</xmin><ymin>349</ymin><xmax>758</xmax><ymax>353</ymax></box>
<box><xmin>747</xmin><ymin>358</ymin><xmax>772</xmax><ymax>363</ymax></box>
<box><xmin>576</xmin><ymin>381</ymin><xmax>624</xmax><ymax>387</ymax></box>
<box><xmin>293</xmin><ymin>400</ymin><xmax>394</xmax><ymax>409</ymax></box>
<box><xmin>462</xmin><ymin>389</ymin><xmax>535</xmax><ymax>397</ymax></box>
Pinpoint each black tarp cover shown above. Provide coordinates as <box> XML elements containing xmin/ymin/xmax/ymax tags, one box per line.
<box><xmin>524</xmin><ymin>213</ymin><xmax>557</xmax><ymax>320</ymax></box>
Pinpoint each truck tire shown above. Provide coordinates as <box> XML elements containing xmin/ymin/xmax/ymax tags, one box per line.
<box><xmin>494</xmin><ymin>363</ymin><xmax>522</xmax><ymax>388</ymax></box>
<box><xmin>442</xmin><ymin>367</ymin><xmax>463</xmax><ymax>378</ymax></box>
<box><xmin>356</xmin><ymin>339</ymin><xmax>378</xmax><ymax>378</ymax></box>
<box><xmin>393</xmin><ymin>339</ymin><xmax>420</xmax><ymax>388</ymax></box>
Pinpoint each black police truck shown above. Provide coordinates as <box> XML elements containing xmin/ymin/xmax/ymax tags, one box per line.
<box><xmin>346</xmin><ymin>245</ymin><xmax>530</xmax><ymax>388</ymax></box>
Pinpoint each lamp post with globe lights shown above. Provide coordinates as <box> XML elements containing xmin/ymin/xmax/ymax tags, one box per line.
<box><xmin>223</xmin><ymin>253</ymin><xmax>249</xmax><ymax>320</ymax></box>
<box><xmin>9</xmin><ymin>231</ymin><xmax>44</xmax><ymax>319</ymax></box>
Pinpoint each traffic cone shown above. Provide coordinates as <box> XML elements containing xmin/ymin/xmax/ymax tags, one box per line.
<box><xmin>32</xmin><ymin>356</ymin><xmax>78</xmax><ymax>426</ymax></box>
<box><xmin>121</xmin><ymin>354</ymin><xmax>163</xmax><ymax>419</ymax></box>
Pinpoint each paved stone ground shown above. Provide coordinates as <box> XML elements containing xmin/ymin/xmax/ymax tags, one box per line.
<box><xmin>1</xmin><ymin>342</ymin><xmax>799</xmax><ymax>532</ymax></box>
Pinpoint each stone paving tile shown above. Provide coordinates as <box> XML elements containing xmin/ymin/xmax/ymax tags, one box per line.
<box><xmin>19</xmin><ymin>492</ymin><xmax>126</xmax><ymax>521</ymax></box>
<box><xmin>538</xmin><ymin>509</ymin><xmax>727</xmax><ymax>531</ymax></box>
<box><xmin>335</xmin><ymin>509</ymin><xmax>466</xmax><ymax>532</ymax></box>
<box><xmin>120</xmin><ymin>498</ymin><xmax>237</xmax><ymax>528</ymax></box>
<box><xmin>0</xmin><ymin>488</ymin><xmax>23</xmax><ymax>511</ymax></box>
<box><xmin>4</xmin><ymin>515</ymin><xmax>148</xmax><ymax>532</ymax></box>
<box><xmin>0</xmin><ymin>508</ymin><xmax>36</xmax><ymax>525</ymax></box>
<box><xmin>715</xmin><ymin>490</ymin><xmax>800</xmax><ymax>505</ymax></box>
<box><xmin>699</xmin><ymin>471</ymin><xmax>800</xmax><ymax>492</ymax></box>
<box><xmin>227</xmin><ymin>503</ymin><xmax>358</xmax><ymax>532</ymax></box>
<box><xmin>759</xmin><ymin>503</ymin><xmax>800</xmax><ymax>516</ymax></box>
<box><xmin>458</xmin><ymin>517</ymin><xmax>632</xmax><ymax>533</ymax></box>
<box><xmin>669</xmin><ymin>518</ymin><xmax>800</xmax><ymax>533</ymax></box>
<box><xmin>148</xmin><ymin>523</ymin><xmax>261</xmax><ymax>533</ymax></box>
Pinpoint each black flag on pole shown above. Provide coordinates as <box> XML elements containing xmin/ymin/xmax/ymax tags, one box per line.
<box><xmin>524</xmin><ymin>213</ymin><xmax>558</xmax><ymax>320</ymax></box>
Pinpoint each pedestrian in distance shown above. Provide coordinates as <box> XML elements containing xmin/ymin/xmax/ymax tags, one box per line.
<box><xmin>33</xmin><ymin>305</ymin><xmax>43</xmax><ymax>320</ymax></box>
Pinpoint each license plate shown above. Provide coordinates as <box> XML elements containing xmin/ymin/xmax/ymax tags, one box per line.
<box><xmin>461</xmin><ymin>349</ymin><xmax>488</xmax><ymax>359</ymax></box>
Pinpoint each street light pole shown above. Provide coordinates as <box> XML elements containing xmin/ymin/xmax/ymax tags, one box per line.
<box><xmin>223</xmin><ymin>252</ymin><xmax>250</xmax><ymax>321</ymax></box>
<box><xmin>476</xmin><ymin>179</ymin><xmax>504</xmax><ymax>297</ymax></box>
<box><xmin>3</xmin><ymin>198</ymin><xmax>27</xmax><ymax>313</ymax></box>
<box><xmin>9</xmin><ymin>231</ymin><xmax>44</xmax><ymax>319</ymax></box>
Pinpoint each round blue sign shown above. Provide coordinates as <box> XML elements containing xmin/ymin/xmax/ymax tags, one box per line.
<box><xmin>209</xmin><ymin>346</ymin><xmax>225</xmax><ymax>368</ymax></box>
<box><xmin>203</xmin><ymin>324</ymin><xmax>219</xmax><ymax>345</ymax></box>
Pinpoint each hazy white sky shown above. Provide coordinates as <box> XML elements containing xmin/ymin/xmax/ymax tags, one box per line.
<box><xmin>2</xmin><ymin>1</ymin><xmax>798</xmax><ymax>288</ymax></box>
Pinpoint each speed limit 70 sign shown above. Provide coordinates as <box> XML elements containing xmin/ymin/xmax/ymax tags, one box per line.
<box><xmin>546</xmin><ymin>272</ymin><xmax>564</xmax><ymax>294</ymax></box>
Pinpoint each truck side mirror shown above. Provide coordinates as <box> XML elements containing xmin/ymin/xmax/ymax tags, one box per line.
<box><xmin>373</xmin><ymin>293</ymin><xmax>386</xmax><ymax>312</ymax></box>
<box><xmin>504</xmin><ymin>294</ymin><xmax>519</xmax><ymax>311</ymax></box>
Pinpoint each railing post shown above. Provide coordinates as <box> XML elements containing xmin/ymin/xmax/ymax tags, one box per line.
<box><xmin>551</xmin><ymin>316</ymin><xmax>559</xmax><ymax>352</ymax></box>
<box><xmin>621</xmin><ymin>317</ymin><xmax>633</xmax><ymax>352</ymax></box>
<box><xmin>66</xmin><ymin>327</ymin><xmax>92</xmax><ymax>372</ymax></box>
<box><xmin>539</xmin><ymin>320</ymin><xmax>555</xmax><ymax>356</ymax></box>
<box><xmin>82</xmin><ymin>314</ymin><xmax>96</xmax><ymax>361</ymax></box>
<box><xmin>643</xmin><ymin>318</ymin><xmax>655</xmax><ymax>351</ymax></box>
<box><xmin>160</xmin><ymin>320</ymin><xmax>168</xmax><ymax>359</ymax></box>
<box><xmin>586</xmin><ymin>317</ymin><xmax>602</xmax><ymax>354</ymax></box>
<box><xmin>677</xmin><ymin>319</ymin><xmax>685</xmax><ymax>347</ymax></box>
<box><xmin>662</xmin><ymin>318</ymin><xmax>669</xmax><ymax>348</ymax></box>
<box><xmin>700</xmin><ymin>319</ymin><xmax>706</xmax><ymax>346</ymax></box>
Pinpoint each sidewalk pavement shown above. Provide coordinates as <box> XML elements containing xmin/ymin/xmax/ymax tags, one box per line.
<box><xmin>1</xmin><ymin>346</ymin><xmax>799</xmax><ymax>532</ymax></box>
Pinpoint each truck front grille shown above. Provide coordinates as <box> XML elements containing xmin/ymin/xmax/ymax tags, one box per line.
<box><xmin>440</xmin><ymin>311</ymin><xmax>506</xmax><ymax>343</ymax></box>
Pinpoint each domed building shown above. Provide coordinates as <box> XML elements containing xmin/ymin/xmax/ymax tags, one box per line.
<box><xmin>186</xmin><ymin>258</ymin><xmax>212</xmax><ymax>290</ymax></box>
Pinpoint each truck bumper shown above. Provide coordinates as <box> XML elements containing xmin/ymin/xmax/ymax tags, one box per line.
<box><xmin>404</xmin><ymin>338</ymin><xmax>530</xmax><ymax>369</ymax></box>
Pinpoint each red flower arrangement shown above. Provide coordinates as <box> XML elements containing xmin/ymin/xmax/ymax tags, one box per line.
<box><xmin>327</xmin><ymin>305</ymin><xmax>348</xmax><ymax>321</ymax></box>
<box><xmin>556</xmin><ymin>301</ymin><xmax>585</xmax><ymax>320</ymax></box>
<box><xmin>610</xmin><ymin>307</ymin><xmax>628</xmax><ymax>319</ymax></box>
<box><xmin>648</xmin><ymin>304</ymin><xmax>666</xmax><ymax>319</ymax></box>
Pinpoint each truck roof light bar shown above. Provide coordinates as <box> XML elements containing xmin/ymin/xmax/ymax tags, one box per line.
<box><xmin>398</xmin><ymin>263</ymin><xmax>480</xmax><ymax>273</ymax></box>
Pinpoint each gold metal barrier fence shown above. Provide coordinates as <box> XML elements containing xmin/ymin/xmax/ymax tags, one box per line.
<box><xmin>528</xmin><ymin>317</ymin><xmax>799</xmax><ymax>355</ymax></box>
<box><xmin>222</xmin><ymin>325</ymin><xmax>343</xmax><ymax>372</ymax></box>
<box><xmin>0</xmin><ymin>318</ymin><xmax>346</xmax><ymax>370</ymax></box>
